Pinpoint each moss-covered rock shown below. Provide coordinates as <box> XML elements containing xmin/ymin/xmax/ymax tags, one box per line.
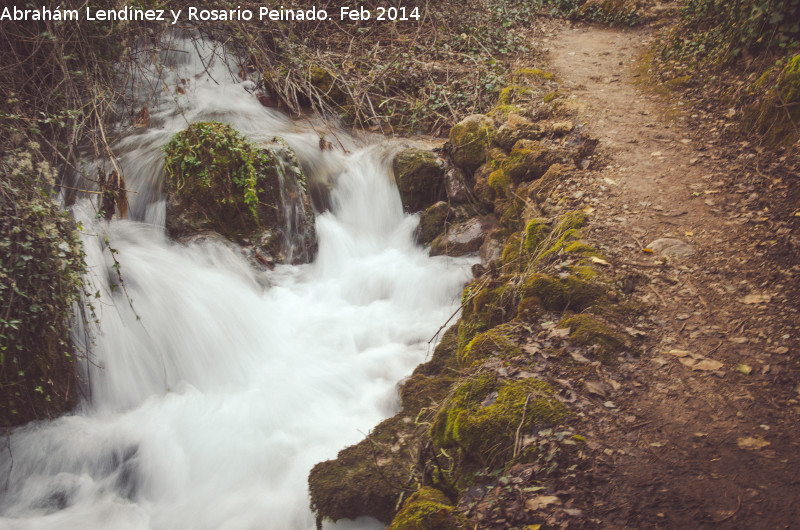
<box><xmin>497</xmin><ymin>85</ymin><xmax>536</xmax><ymax>105</ymax></box>
<box><xmin>449</xmin><ymin>114</ymin><xmax>495</xmax><ymax>174</ymax></box>
<box><xmin>560</xmin><ymin>314</ymin><xmax>629</xmax><ymax>364</ymax></box>
<box><xmin>1</xmin><ymin>149</ymin><xmax>84</xmax><ymax>427</ymax></box>
<box><xmin>512</xmin><ymin>68</ymin><xmax>555</xmax><ymax>82</ymax></box>
<box><xmin>164</xmin><ymin>121</ymin><xmax>315</xmax><ymax>264</ymax></box>
<box><xmin>430</xmin><ymin>374</ymin><xmax>566</xmax><ymax>466</ymax></box>
<box><xmin>415</xmin><ymin>201</ymin><xmax>451</xmax><ymax>245</ymax></box>
<box><xmin>461</xmin><ymin>324</ymin><xmax>522</xmax><ymax>366</ymax></box>
<box><xmin>393</xmin><ymin>148</ymin><xmax>446</xmax><ymax>212</ymax></box>
<box><xmin>494</xmin><ymin>113</ymin><xmax>545</xmax><ymax>151</ymax></box>
<box><xmin>389</xmin><ymin>487</ymin><xmax>467</xmax><ymax>530</ymax></box>
<box><xmin>309</xmin><ymin>413</ymin><xmax>417</xmax><ymax>524</ymax></box>
<box><xmin>523</xmin><ymin>218</ymin><xmax>550</xmax><ymax>254</ymax></box>
<box><xmin>521</xmin><ymin>274</ymin><xmax>606</xmax><ymax>313</ymax></box>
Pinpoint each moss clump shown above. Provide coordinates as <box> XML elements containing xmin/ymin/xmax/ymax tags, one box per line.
<box><xmin>497</xmin><ymin>85</ymin><xmax>536</xmax><ymax>105</ymax></box>
<box><xmin>164</xmin><ymin>122</ymin><xmax>315</xmax><ymax>263</ymax></box>
<box><xmin>564</xmin><ymin>241</ymin><xmax>601</xmax><ymax>257</ymax></box>
<box><xmin>449</xmin><ymin>114</ymin><xmax>495</xmax><ymax>174</ymax></box>
<box><xmin>543</xmin><ymin>91</ymin><xmax>561</xmax><ymax>104</ymax></box>
<box><xmin>1</xmin><ymin>148</ymin><xmax>85</xmax><ymax>427</ymax></box>
<box><xmin>389</xmin><ymin>487</ymin><xmax>467</xmax><ymax>530</ymax></box>
<box><xmin>517</xmin><ymin>297</ymin><xmax>544</xmax><ymax>322</ymax></box>
<box><xmin>513</xmin><ymin>68</ymin><xmax>555</xmax><ymax>81</ymax></box>
<box><xmin>461</xmin><ymin>325</ymin><xmax>522</xmax><ymax>366</ymax></box>
<box><xmin>560</xmin><ymin>314</ymin><xmax>628</xmax><ymax>364</ymax></box>
<box><xmin>487</xmin><ymin>104</ymin><xmax>526</xmax><ymax>121</ymax></box>
<box><xmin>393</xmin><ymin>148</ymin><xmax>446</xmax><ymax>212</ymax></box>
<box><xmin>458</xmin><ymin>280</ymin><xmax>518</xmax><ymax>352</ymax></box>
<box><xmin>501</xmin><ymin>231</ymin><xmax>524</xmax><ymax>272</ymax></box>
<box><xmin>498</xmin><ymin>198</ymin><xmax>525</xmax><ymax>231</ymax></box>
<box><xmin>430</xmin><ymin>374</ymin><xmax>566</xmax><ymax>466</ymax></box>
<box><xmin>487</xmin><ymin>169</ymin><xmax>511</xmax><ymax>197</ymax></box>
<box><xmin>521</xmin><ymin>274</ymin><xmax>606</xmax><ymax>312</ymax></box>
<box><xmin>415</xmin><ymin>325</ymin><xmax>460</xmax><ymax>377</ymax></box>
<box><xmin>523</xmin><ymin>218</ymin><xmax>550</xmax><ymax>254</ymax></box>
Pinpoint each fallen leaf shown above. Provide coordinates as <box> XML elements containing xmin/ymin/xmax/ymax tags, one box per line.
<box><xmin>590</xmin><ymin>256</ymin><xmax>610</xmax><ymax>266</ymax></box>
<box><xmin>585</xmin><ymin>380</ymin><xmax>607</xmax><ymax>397</ymax></box>
<box><xmin>650</xmin><ymin>442</ymin><xmax>665</xmax><ymax>447</ymax></box>
<box><xmin>679</xmin><ymin>357</ymin><xmax>697</xmax><ymax>368</ymax></box>
<box><xmin>774</xmin><ymin>347</ymin><xmax>789</xmax><ymax>355</ymax></box>
<box><xmin>650</xmin><ymin>151</ymin><xmax>663</xmax><ymax>157</ymax></box>
<box><xmin>525</xmin><ymin>495</ymin><xmax>562</xmax><ymax>511</ymax></box>
<box><xmin>730</xmin><ymin>337</ymin><xmax>748</xmax><ymax>344</ymax></box>
<box><xmin>694</xmin><ymin>359</ymin><xmax>724</xmax><ymax>371</ymax></box>
<box><xmin>603</xmin><ymin>177</ymin><xmax>618</xmax><ymax>186</ymax></box>
<box><xmin>668</xmin><ymin>349</ymin><xmax>692</xmax><ymax>357</ymax></box>
<box><xmin>583</xmin><ymin>206</ymin><xmax>595</xmax><ymax>214</ymax></box>
<box><xmin>736</xmin><ymin>364</ymin><xmax>753</xmax><ymax>375</ymax></box>
<box><xmin>684</xmin><ymin>230</ymin><xmax>694</xmax><ymax>237</ymax></box>
<box><xmin>569</xmin><ymin>350</ymin><xmax>591</xmax><ymax>363</ymax></box>
<box><xmin>643</xmin><ymin>248</ymin><xmax>654</xmax><ymax>253</ymax></box>
<box><xmin>739</xmin><ymin>293</ymin><xmax>772</xmax><ymax>305</ymax></box>
<box><xmin>737</xmin><ymin>436</ymin><xmax>770</xmax><ymax>450</ymax></box>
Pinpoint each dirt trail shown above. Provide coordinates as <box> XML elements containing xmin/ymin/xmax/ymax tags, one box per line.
<box><xmin>547</xmin><ymin>25</ymin><xmax>800</xmax><ymax>528</ymax></box>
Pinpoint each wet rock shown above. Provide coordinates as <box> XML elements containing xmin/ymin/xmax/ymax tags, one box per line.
<box><xmin>647</xmin><ymin>238</ymin><xmax>695</xmax><ymax>258</ymax></box>
<box><xmin>445</xmin><ymin>165</ymin><xmax>471</xmax><ymax>203</ymax></box>
<box><xmin>494</xmin><ymin>113</ymin><xmax>545</xmax><ymax>151</ymax></box>
<box><xmin>164</xmin><ymin>122</ymin><xmax>316</xmax><ymax>264</ymax></box>
<box><xmin>430</xmin><ymin>216</ymin><xmax>488</xmax><ymax>257</ymax></box>
<box><xmin>479</xmin><ymin>229</ymin><xmax>507</xmax><ymax>264</ymax></box>
<box><xmin>392</xmin><ymin>148</ymin><xmax>445</xmax><ymax>212</ymax></box>
<box><xmin>449</xmin><ymin>114</ymin><xmax>495</xmax><ymax>174</ymax></box>
<box><xmin>415</xmin><ymin>201</ymin><xmax>451</xmax><ymax>245</ymax></box>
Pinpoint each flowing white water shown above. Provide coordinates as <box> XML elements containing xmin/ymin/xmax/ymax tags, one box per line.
<box><xmin>0</xmin><ymin>33</ymin><xmax>472</xmax><ymax>529</ymax></box>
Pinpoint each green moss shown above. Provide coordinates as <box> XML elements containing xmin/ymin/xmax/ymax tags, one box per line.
<box><xmin>523</xmin><ymin>218</ymin><xmax>550</xmax><ymax>254</ymax></box>
<box><xmin>744</xmin><ymin>53</ymin><xmax>800</xmax><ymax>147</ymax></box>
<box><xmin>501</xmin><ymin>231</ymin><xmax>523</xmax><ymax>272</ymax></box>
<box><xmin>556</xmin><ymin>211</ymin><xmax>587</xmax><ymax>232</ymax></box>
<box><xmin>389</xmin><ymin>487</ymin><xmax>467</xmax><ymax>530</ymax></box>
<box><xmin>513</xmin><ymin>68</ymin><xmax>555</xmax><ymax>81</ymax></box>
<box><xmin>560</xmin><ymin>314</ymin><xmax>628</xmax><ymax>364</ymax></box>
<box><xmin>521</xmin><ymin>274</ymin><xmax>606</xmax><ymax>312</ymax></box>
<box><xmin>497</xmin><ymin>85</ymin><xmax>536</xmax><ymax>105</ymax></box>
<box><xmin>415</xmin><ymin>201</ymin><xmax>450</xmax><ymax>245</ymax></box>
<box><xmin>543</xmin><ymin>91</ymin><xmax>561</xmax><ymax>103</ymax></box>
<box><xmin>163</xmin><ymin>122</ymin><xmax>315</xmax><ymax>262</ymax></box>
<box><xmin>461</xmin><ymin>324</ymin><xmax>522</xmax><ymax>366</ymax></box>
<box><xmin>415</xmin><ymin>325</ymin><xmax>460</xmax><ymax>377</ymax></box>
<box><xmin>564</xmin><ymin>241</ymin><xmax>600</xmax><ymax>257</ymax></box>
<box><xmin>449</xmin><ymin>114</ymin><xmax>495</xmax><ymax>173</ymax></box>
<box><xmin>488</xmin><ymin>169</ymin><xmax>511</xmax><ymax>196</ymax></box>
<box><xmin>458</xmin><ymin>280</ymin><xmax>519</xmax><ymax>353</ymax></box>
<box><xmin>487</xmin><ymin>104</ymin><xmax>526</xmax><ymax>121</ymax></box>
<box><xmin>569</xmin><ymin>265</ymin><xmax>599</xmax><ymax>280</ymax></box>
<box><xmin>517</xmin><ymin>297</ymin><xmax>544</xmax><ymax>322</ymax></box>
<box><xmin>1</xmin><ymin>148</ymin><xmax>84</xmax><ymax>427</ymax></box>
<box><xmin>498</xmin><ymin>198</ymin><xmax>524</xmax><ymax>231</ymax></box>
<box><xmin>430</xmin><ymin>375</ymin><xmax>566</xmax><ymax>466</ymax></box>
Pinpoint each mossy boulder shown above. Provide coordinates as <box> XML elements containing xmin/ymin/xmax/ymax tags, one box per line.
<box><xmin>430</xmin><ymin>374</ymin><xmax>566</xmax><ymax>466</ymax></box>
<box><xmin>1</xmin><ymin>149</ymin><xmax>84</xmax><ymax>427</ymax></box>
<box><xmin>501</xmin><ymin>140</ymin><xmax>563</xmax><ymax>184</ymax></box>
<box><xmin>494</xmin><ymin>113</ymin><xmax>545</xmax><ymax>151</ymax></box>
<box><xmin>449</xmin><ymin>114</ymin><xmax>495</xmax><ymax>174</ymax></box>
<box><xmin>307</xmin><ymin>66</ymin><xmax>349</xmax><ymax>105</ymax></box>
<box><xmin>309</xmin><ymin>413</ymin><xmax>417</xmax><ymax>524</ymax></box>
<box><xmin>389</xmin><ymin>487</ymin><xmax>467</xmax><ymax>530</ymax></box>
<box><xmin>415</xmin><ymin>201</ymin><xmax>451</xmax><ymax>245</ymax></box>
<box><xmin>497</xmin><ymin>85</ymin><xmax>536</xmax><ymax>105</ymax></box>
<box><xmin>523</xmin><ymin>218</ymin><xmax>551</xmax><ymax>254</ymax></box>
<box><xmin>393</xmin><ymin>148</ymin><xmax>446</xmax><ymax>212</ymax></box>
<box><xmin>164</xmin><ymin>121</ymin><xmax>315</xmax><ymax>264</ymax></box>
<box><xmin>458</xmin><ymin>278</ymin><xmax>519</xmax><ymax>352</ymax></box>
<box><xmin>560</xmin><ymin>314</ymin><xmax>629</xmax><ymax>364</ymax></box>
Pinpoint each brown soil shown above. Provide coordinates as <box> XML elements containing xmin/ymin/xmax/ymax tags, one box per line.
<box><xmin>543</xmin><ymin>23</ymin><xmax>800</xmax><ymax>528</ymax></box>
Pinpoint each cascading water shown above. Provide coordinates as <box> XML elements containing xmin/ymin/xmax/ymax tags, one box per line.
<box><xmin>0</xmin><ymin>33</ymin><xmax>472</xmax><ymax>529</ymax></box>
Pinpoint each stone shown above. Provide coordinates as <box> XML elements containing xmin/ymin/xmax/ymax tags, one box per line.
<box><xmin>449</xmin><ymin>114</ymin><xmax>495</xmax><ymax>174</ymax></box>
<box><xmin>444</xmin><ymin>165</ymin><xmax>471</xmax><ymax>203</ymax></box>
<box><xmin>430</xmin><ymin>217</ymin><xmax>487</xmax><ymax>257</ymax></box>
<box><xmin>415</xmin><ymin>201</ymin><xmax>451</xmax><ymax>245</ymax></box>
<box><xmin>392</xmin><ymin>148</ymin><xmax>446</xmax><ymax>212</ymax></box>
<box><xmin>647</xmin><ymin>238</ymin><xmax>696</xmax><ymax>258</ymax></box>
<box><xmin>494</xmin><ymin>113</ymin><xmax>545</xmax><ymax>151</ymax></box>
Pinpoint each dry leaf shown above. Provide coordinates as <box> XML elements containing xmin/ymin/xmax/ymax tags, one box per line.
<box><xmin>694</xmin><ymin>359</ymin><xmax>724</xmax><ymax>371</ymax></box>
<box><xmin>650</xmin><ymin>151</ymin><xmax>662</xmax><ymax>157</ymax></box>
<box><xmin>774</xmin><ymin>347</ymin><xmax>789</xmax><ymax>355</ymax></box>
<box><xmin>737</xmin><ymin>436</ymin><xmax>770</xmax><ymax>450</ymax></box>
<box><xmin>668</xmin><ymin>349</ymin><xmax>692</xmax><ymax>357</ymax></box>
<box><xmin>525</xmin><ymin>496</ymin><xmax>562</xmax><ymax>511</ymax></box>
<box><xmin>569</xmin><ymin>350</ymin><xmax>591</xmax><ymax>363</ymax></box>
<box><xmin>643</xmin><ymin>248</ymin><xmax>654</xmax><ymax>253</ymax></box>
<box><xmin>736</xmin><ymin>364</ymin><xmax>753</xmax><ymax>375</ymax></box>
<box><xmin>585</xmin><ymin>380</ymin><xmax>607</xmax><ymax>397</ymax></box>
<box><xmin>679</xmin><ymin>357</ymin><xmax>697</xmax><ymax>368</ymax></box>
<box><xmin>739</xmin><ymin>293</ymin><xmax>772</xmax><ymax>305</ymax></box>
<box><xmin>590</xmin><ymin>256</ymin><xmax>610</xmax><ymax>266</ymax></box>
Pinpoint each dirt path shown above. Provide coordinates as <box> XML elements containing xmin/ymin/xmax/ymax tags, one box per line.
<box><xmin>546</xmin><ymin>25</ymin><xmax>800</xmax><ymax>528</ymax></box>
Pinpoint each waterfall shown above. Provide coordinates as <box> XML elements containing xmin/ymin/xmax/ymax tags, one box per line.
<box><xmin>0</xmin><ymin>32</ymin><xmax>472</xmax><ymax>529</ymax></box>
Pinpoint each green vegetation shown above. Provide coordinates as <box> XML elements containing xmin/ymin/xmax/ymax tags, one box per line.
<box><xmin>0</xmin><ymin>146</ymin><xmax>85</xmax><ymax>427</ymax></box>
<box><xmin>389</xmin><ymin>487</ymin><xmax>467</xmax><ymax>530</ymax></box>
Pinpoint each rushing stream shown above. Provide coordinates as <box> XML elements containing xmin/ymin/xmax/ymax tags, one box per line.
<box><xmin>0</xmin><ymin>33</ymin><xmax>471</xmax><ymax>529</ymax></box>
